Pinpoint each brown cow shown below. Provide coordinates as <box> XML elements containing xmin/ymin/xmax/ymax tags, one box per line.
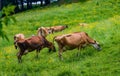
<box><xmin>37</xmin><ymin>27</ymin><xmax>53</xmax><ymax>37</ymax></box>
<box><xmin>53</xmin><ymin>32</ymin><xmax>101</xmax><ymax>60</ymax></box>
<box><xmin>14</xmin><ymin>35</ymin><xmax>56</xmax><ymax>63</ymax></box>
<box><xmin>37</xmin><ymin>25</ymin><xmax>68</xmax><ymax>37</ymax></box>
<box><xmin>51</xmin><ymin>25</ymin><xmax>68</xmax><ymax>32</ymax></box>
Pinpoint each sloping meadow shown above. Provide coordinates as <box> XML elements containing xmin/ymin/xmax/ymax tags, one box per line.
<box><xmin>0</xmin><ymin>0</ymin><xmax>120</xmax><ymax>75</ymax></box>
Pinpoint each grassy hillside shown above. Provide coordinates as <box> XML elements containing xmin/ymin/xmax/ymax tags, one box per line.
<box><xmin>0</xmin><ymin>0</ymin><xmax>120</xmax><ymax>76</ymax></box>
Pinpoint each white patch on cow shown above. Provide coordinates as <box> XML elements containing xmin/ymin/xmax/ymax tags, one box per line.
<box><xmin>41</xmin><ymin>29</ymin><xmax>44</xmax><ymax>36</ymax></box>
<box><xmin>24</xmin><ymin>50</ymin><xmax>29</xmax><ymax>55</ymax></box>
<box><xmin>91</xmin><ymin>43</ymin><xmax>100</xmax><ymax>50</ymax></box>
<box><xmin>48</xmin><ymin>29</ymin><xmax>52</xmax><ymax>34</ymax></box>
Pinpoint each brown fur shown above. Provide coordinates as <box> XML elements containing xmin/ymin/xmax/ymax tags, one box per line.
<box><xmin>54</xmin><ymin>32</ymin><xmax>101</xmax><ymax>60</ymax></box>
<box><xmin>14</xmin><ymin>35</ymin><xmax>56</xmax><ymax>63</ymax></box>
<box><xmin>37</xmin><ymin>25</ymin><xmax>68</xmax><ymax>37</ymax></box>
<box><xmin>51</xmin><ymin>25</ymin><xmax>68</xmax><ymax>32</ymax></box>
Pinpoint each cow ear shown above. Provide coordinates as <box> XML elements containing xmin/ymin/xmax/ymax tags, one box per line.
<box><xmin>90</xmin><ymin>40</ymin><xmax>96</xmax><ymax>44</ymax></box>
<box><xmin>92</xmin><ymin>40</ymin><xmax>96</xmax><ymax>44</ymax></box>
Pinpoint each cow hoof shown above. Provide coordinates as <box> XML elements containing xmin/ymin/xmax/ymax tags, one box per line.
<box><xmin>59</xmin><ymin>58</ymin><xmax>63</xmax><ymax>61</ymax></box>
<box><xmin>18</xmin><ymin>60</ymin><xmax>22</xmax><ymax>63</ymax></box>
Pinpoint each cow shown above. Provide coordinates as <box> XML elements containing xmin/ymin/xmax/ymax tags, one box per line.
<box><xmin>50</xmin><ymin>25</ymin><xmax>68</xmax><ymax>32</ymax></box>
<box><xmin>53</xmin><ymin>32</ymin><xmax>101</xmax><ymax>60</ymax></box>
<box><xmin>37</xmin><ymin>25</ymin><xmax>68</xmax><ymax>37</ymax></box>
<box><xmin>14</xmin><ymin>35</ymin><xmax>56</xmax><ymax>63</ymax></box>
<box><xmin>37</xmin><ymin>27</ymin><xmax>53</xmax><ymax>37</ymax></box>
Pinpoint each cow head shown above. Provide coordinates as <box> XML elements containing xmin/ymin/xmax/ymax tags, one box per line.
<box><xmin>47</xmin><ymin>42</ymin><xmax>56</xmax><ymax>52</ymax></box>
<box><xmin>14</xmin><ymin>33</ymin><xmax>25</xmax><ymax>49</ymax></box>
<box><xmin>47</xmin><ymin>28</ymin><xmax>53</xmax><ymax>34</ymax></box>
<box><xmin>37</xmin><ymin>27</ymin><xmax>53</xmax><ymax>37</ymax></box>
<box><xmin>37</xmin><ymin>27</ymin><xmax>47</xmax><ymax>37</ymax></box>
<box><xmin>14</xmin><ymin>33</ymin><xmax>25</xmax><ymax>41</ymax></box>
<box><xmin>91</xmin><ymin>41</ymin><xmax>101</xmax><ymax>51</ymax></box>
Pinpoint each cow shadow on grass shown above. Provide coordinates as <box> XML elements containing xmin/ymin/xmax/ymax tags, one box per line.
<box><xmin>63</xmin><ymin>47</ymin><xmax>98</xmax><ymax>63</ymax></box>
<box><xmin>58</xmin><ymin>71</ymin><xmax>77</xmax><ymax>76</ymax></box>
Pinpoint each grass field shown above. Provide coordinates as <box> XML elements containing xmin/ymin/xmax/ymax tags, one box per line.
<box><xmin>0</xmin><ymin>0</ymin><xmax>120</xmax><ymax>76</ymax></box>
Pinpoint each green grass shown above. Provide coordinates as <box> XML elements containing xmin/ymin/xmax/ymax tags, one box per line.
<box><xmin>0</xmin><ymin>0</ymin><xmax>120</xmax><ymax>76</ymax></box>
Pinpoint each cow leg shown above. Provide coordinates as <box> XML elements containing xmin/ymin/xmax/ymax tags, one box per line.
<box><xmin>36</xmin><ymin>49</ymin><xmax>41</xmax><ymax>59</ymax></box>
<box><xmin>17</xmin><ymin>51</ymin><xmax>23</xmax><ymax>63</ymax></box>
<box><xmin>59</xmin><ymin>49</ymin><xmax>63</xmax><ymax>60</ymax></box>
<box><xmin>48</xmin><ymin>47</ymin><xmax>52</xmax><ymax>52</ymax></box>
<box><xmin>58</xmin><ymin>44</ymin><xmax>63</xmax><ymax>60</ymax></box>
<box><xmin>77</xmin><ymin>45</ymin><xmax>82</xmax><ymax>57</ymax></box>
<box><xmin>36</xmin><ymin>50</ymin><xmax>39</xmax><ymax>58</ymax></box>
<box><xmin>48</xmin><ymin>45</ymin><xmax>56</xmax><ymax>52</ymax></box>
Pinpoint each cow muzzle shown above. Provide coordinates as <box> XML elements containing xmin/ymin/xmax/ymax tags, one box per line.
<box><xmin>91</xmin><ymin>43</ymin><xmax>102</xmax><ymax>51</ymax></box>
